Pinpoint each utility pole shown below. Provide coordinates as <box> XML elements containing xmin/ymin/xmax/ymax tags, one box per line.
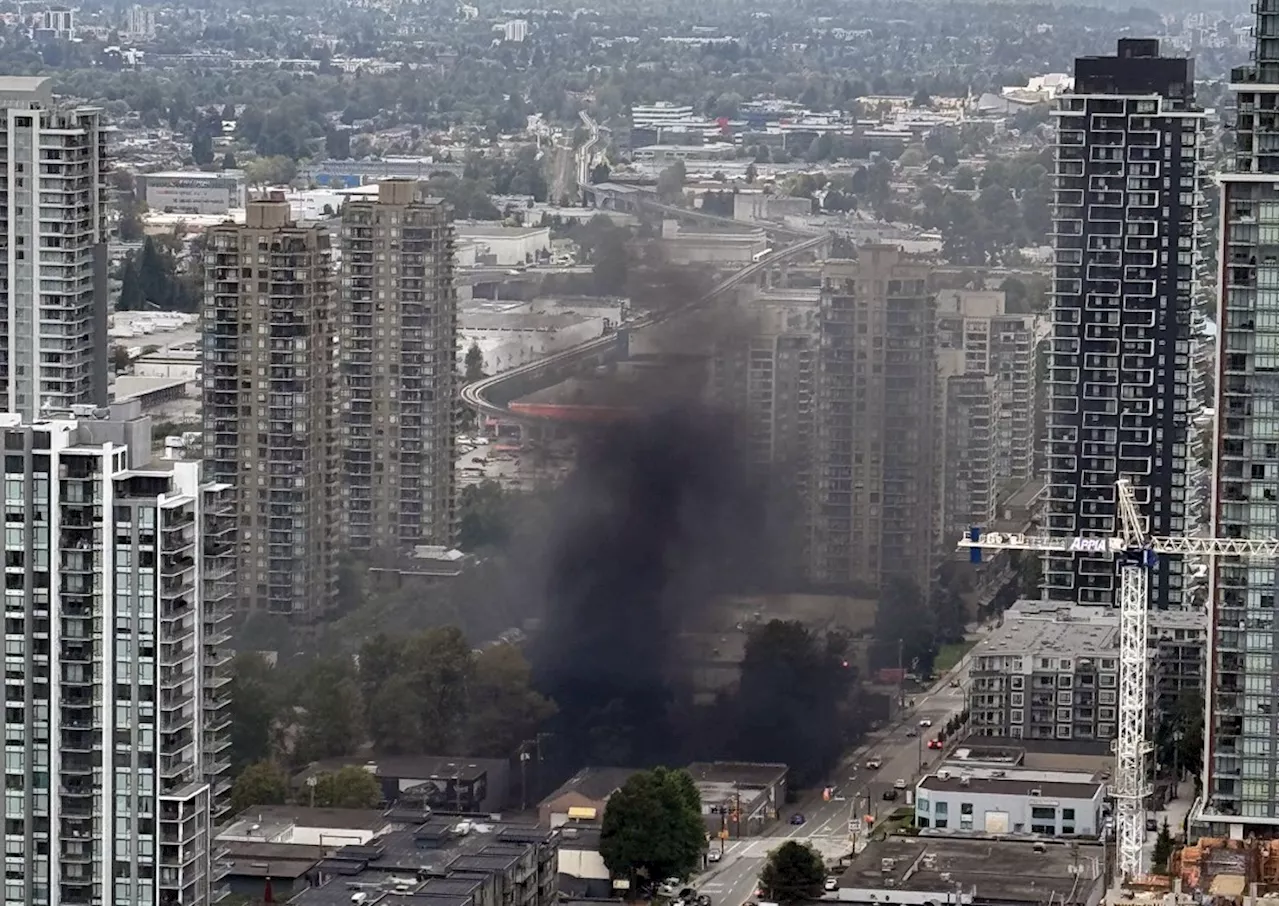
<box><xmin>897</xmin><ymin>637</ymin><xmax>905</xmax><ymax>710</ymax></box>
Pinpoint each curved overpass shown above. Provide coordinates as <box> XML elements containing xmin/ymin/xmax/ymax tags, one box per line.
<box><xmin>460</xmin><ymin>231</ymin><xmax>830</xmax><ymax>423</ymax></box>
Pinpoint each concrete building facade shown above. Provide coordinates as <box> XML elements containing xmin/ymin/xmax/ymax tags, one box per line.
<box><xmin>140</xmin><ymin>170</ymin><xmax>246</xmax><ymax>216</ymax></box>
<box><xmin>202</xmin><ymin>196</ymin><xmax>340</xmax><ymax>619</ymax></box>
<box><xmin>340</xmin><ymin>180</ymin><xmax>457</xmax><ymax>554</ymax></box>
<box><xmin>0</xmin><ymin>77</ymin><xmax>110</xmax><ymax>422</ymax></box>
<box><xmin>1045</xmin><ymin>39</ymin><xmax>1205</xmax><ymax>609</ymax></box>
<box><xmin>812</xmin><ymin>248</ymin><xmax>937</xmax><ymax>592</ymax></box>
<box><xmin>0</xmin><ymin>402</ymin><xmax>231</xmax><ymax>906</ymax></box>
<box><xmin>710</xmin><ymin>285</ymin><xmax>820</xmax><ymax>572</ymax></box>
<box><xmin>968</xmin><ymin>600</ymin><xmax>1205</xmax><ymax>743</ymax></box>
<box><xmin>1198</xmin><ymin>0</ymin><xmax>1280</xmax><ymax>833</ymax></box>
<box><xmin>934</xmin><ymin>290</ymin><xmax>1040</xmax><ymax>546</ymax></box>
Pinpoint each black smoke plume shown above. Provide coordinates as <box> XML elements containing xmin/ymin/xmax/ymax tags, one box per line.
<box><xmin>528</xmin><ymin>402</ymin><xmax>780</xmax><ymax>768</ymax></box>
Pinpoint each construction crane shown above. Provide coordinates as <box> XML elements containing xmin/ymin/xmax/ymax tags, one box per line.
<box><xmin>958</xmin><ymin>478</ymin><xmax>1280</xmax><ymax>883</ymax></box>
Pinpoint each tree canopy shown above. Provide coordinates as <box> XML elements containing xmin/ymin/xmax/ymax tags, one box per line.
<box><xmin>600</xmin><ymin>767</ymin><xmax>706</xmax><ymax>885</ymax></box>
<box><xmin>230</xmin><ymin>760</ymin><xmax>289</xmax><ymax>815</ymax></box>
<box><xmin>760</xmin><ymin>841</ymin><xmax>827</xmax><ymax>905</ymax></box>
<box><xmin>729</xmin><ymin>620</ymin><xmax>857</xmax><ymax>785</ymax></box>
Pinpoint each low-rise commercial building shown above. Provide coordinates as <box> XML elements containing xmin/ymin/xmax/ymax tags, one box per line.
<box><xmin>914</xmin><ymin>766</ymin><xmax>1106</xmax><ymax>836</ymax></box>
<box><xmin>139</xmin><ymin>169</ymin><xmax>246</xmax><ymax>214</ymax></box>
<box><xmin>216</xmin><ymin>806</ymin><xmax>560</xmax><ymax>906</ymax></box>
<box><xmin>659</xmin><ymin>220</ymin><xmax>768</xmax><ymax>265</ymax></box>
<box><xmin>834</xmin><ymin>836</ymin><xmax>1105</xmax><ymax>906</ymax></box>
<box><xmin>686</xmin><ymin>761</ymin><xmax>787</xmax><ymax>838</ymax></box>
<box><xmin>457</xmin><ymin>224</ymin><xmax>552</xmax><ymax>266</ymax></box>
<box><xmin>293</xmin><ymin>756</ymin><xmax>511</xmax><ymax>812</ymax></box>
<box><xmin>538</xmin><ymin>767</ymin><xmax>642</xmax><ymax>827</ymax></box>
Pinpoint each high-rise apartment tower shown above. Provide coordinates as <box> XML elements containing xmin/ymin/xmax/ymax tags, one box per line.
<box><xmin>1197</xmin><ymin>0</ymin><xmax>1279</xmax><ymax>833</ymax></box>
<box><xmin>710</xmin><ymin>284</ymin><xmax>820</xmax><ymax>573</ymax></box>
<box><xmin>202</xmin><ymin>196</ymin><xmax>340</xmax><ymax>619</ymax></box>
<box><xmin>340</xmin><ymin>179</ymin><xmax>457</xmax><ymax>554</ymax></box>
<box><xmin>0</xmin><ymin>401</ymin><xmax>231</xmax><ymax>906</ymax></box>
<box><xmin>812</xmin><ymin>247</ymin><xmax>937</xmax><ymax>591</ymax></box>
<box><xmin>1045</xmin><ymin>39</ymin><xmax>1204</xmax><ymax>609</ymax></box>
<box><xmin>0</xmin><ymin>77</ymin><xmax>109</xmax><ymax>421</ymax></box>
<box><xmin>934</xmin><ymin>289</ymin><xmax>1040</xmax><ymax>546</ymax></box>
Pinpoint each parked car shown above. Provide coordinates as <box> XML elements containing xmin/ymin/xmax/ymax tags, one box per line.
<box><xmin>894</xmin><ymin>778</ymin><xmax>907</xmax><ymax>790</ymax></box>
<box><xmin>882</xmin><ymin>789</ymin><xmax>898</xmax><ymax>801</ymax></box>
<box><xmin>790</xmin><ymin>813</ymin><xmax>806</xmax><ymax>825</ymax></box>
<box><xmin>825</xmin><ymin>878</ymin><xmax>839</xmax><ymax>892</ymax></box>
<box><xmin>707</xmin><ymin>851</ymin><xmax>722</xmax><ymax>863</ymax></box>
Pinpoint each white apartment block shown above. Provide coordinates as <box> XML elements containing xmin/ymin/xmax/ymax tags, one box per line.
<box><xmin>968</xmin><ymin>600</ymin><xmax>1205</xmax><ymax>743</ymax></box>
<box><xmin>0</xmin><ymin>77</ymin><xmax>110</xmax><ymax>423</ymax></box>
<box><xmin>0</xmin><ymin>400</ymin><xmax>231</xmax><ymax>906</ymax></box>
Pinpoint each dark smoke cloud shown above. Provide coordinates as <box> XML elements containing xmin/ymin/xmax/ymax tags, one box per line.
<box><xmin>529</xmin><ymin>402</ymin><xmax>781</xmax><ymax>768</ymax></box>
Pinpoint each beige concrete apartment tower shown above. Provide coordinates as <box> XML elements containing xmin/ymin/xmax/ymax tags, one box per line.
<box><xmin>812</xmin><ymin>246</ymin><xmax>938</xmax><ymax>592</ymax></box>
<box><xmin>202</xmin><ymin>195</ymin><xmax>340</xmax><ymax>620</ymax></box>
<box><xmin>340</xmin><ymin>179</ymin><xmax>458</xmax><ymax>555</ymax></box>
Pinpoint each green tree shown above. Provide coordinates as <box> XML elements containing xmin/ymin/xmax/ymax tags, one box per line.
<box><xmin>191</xmin><ymin>128</ymin><xmax>214</xmax><ymax>167</ymax></box>
<box><xmin>296</xmin><ymin>656</ymin><xmax>364</xmax><ymax>761</ymax></box>
<box><xmin>655</xmin><ymin>160</ymin><xmax>686</xmax><ymax>203</ymax></box>
<box><xmin>874</xmin><ymin>577</ymin><xmax>938</xmax><ymax>675</ymax></box>
<box><xmin>228</xmin><ymin>652</ymin><xmax>280</xmax><ymax>774</ymax></box>
<box><xmin>465</xmin><ymin>643</ymin><xmax>556</xmax><ymax>756</ymax></box>
<box><xmin>464</xmin><ymin>342</ymin><xmax>486</xmax><ymax>382</ymax></box>
<box><xmin>458</xmin><ymin>480</ymin><xmax>512</xmax><ymax>551</ymax></box>
<box><xmin>309</xmin><ymin>766</ymin><xmax>382</xmax><ymax>809</ymax></box>
<box><xmin>1152</xmin><ymin>819</ymin><xmax>1176</xmax><ymax>872</ymax></box>
<box><xmin>117</xmin><ymin>256</ymin><xmax>143</xmax><ymax>311</ymax></box>
<box><xmin>230</xmin><ymin>760</ymin><xmax>289</xmax><ymax>815</ymax></box>
<box><xmin>731</xmin><ymin>620</ymin><xmax>854</xmax><ymax>785</ymax></box>
<box><xmin>760</xmin><ymin>841</ymin><xmax>826</xmax><ymax>905</ymax></box>
<box><xmin>405</xmin><ymin>626</ymin><xmax>475</xmax><ymax>752</ymax></box>
<box><xmin>600</xmin><ymin>767</ymin><xmax>705</xmax><ymax>885</ymax></box>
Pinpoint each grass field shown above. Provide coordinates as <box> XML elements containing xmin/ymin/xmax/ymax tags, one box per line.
<box><xmin>934</xmin><ymin>639</ymin><xmax>977</xmax><ymax>674</ymax></box>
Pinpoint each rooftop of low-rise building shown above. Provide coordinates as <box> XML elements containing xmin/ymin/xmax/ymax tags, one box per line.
<box><xmin>290</xmin><ymin>818</ymin><xmax>557</xmax><ymax>906</ymax></box>
<box><xmin>972</xmin><ymin>612</ymin><xmax>1119</xmax><ymax>660</ymax></box>
<box><xmin>684</xmin><ymin>761</ymin><xmax>787</xmax><ymax>788</ymax></box>
<box><xmin>542</xmin><ymin>767</ymin><xmax>642</xmax><ymax>803</ymax></box>
<box><xmin>219</xmin><ymin>805</ymin><xmax>395</xmax><ymax>844</ymax></box>
<box><xmin>837</xmin><ymin>835</ymin><xmax>1106</xmax><ymax>906</ymax></box>
<box><xmin>919</xmin><ymin>765</ymin><xmax>1103</xmax><ymax>799</ymax></box>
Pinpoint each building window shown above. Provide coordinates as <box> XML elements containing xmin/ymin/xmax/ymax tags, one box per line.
<box><xmin>1031</xmin><ymin>806</ymin><xmax>1056</xmax><ymax>820</ymax></box>
<box><xmin>1031</xmin><ymin>824</ymin><xmax>1055</xmax><ymax>836</ymax></box>
<box><xmin>1062</xmin><ymin>808</ymin><xmax>1075</xmax><ymax>821</ymax></box>
<box><xmin>934</xmin><ymin>819</ymin><xmax>948</xmax><ymax>829</ymax></box>
<box><xmin>935</xmin><ymin>801</ymin><xmax>948</xmax><ymax>816</ymax></box>
<box><xmin>960</xmin><ymin>803</ymin><xmax>973</xmax><ymax>815</ymax></box>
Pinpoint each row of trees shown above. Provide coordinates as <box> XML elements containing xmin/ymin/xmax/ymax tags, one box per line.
<box><xmin>117</xmin><ymin>235</ymin><xmax>201</xmax><ymax>313</ymax></box>
<box><xmin>600</xmin><ymin>767</ymin><xmax>827</xmax><ymax>905</ymax></box>
<box><xmin>231</xmin><ymin>762</ymin><xmax>382</xmax><ymax>816</ymax></box>
<box><xmin>228</xmin><ymin>633</ymin><xmax>555</xmax><ymax>776</ymax></box>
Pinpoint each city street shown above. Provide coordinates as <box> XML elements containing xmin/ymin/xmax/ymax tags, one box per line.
<box><xmin>695</xmin><ymin>654</ymin><xmax>976</xmax><ymax>906</ymax></box>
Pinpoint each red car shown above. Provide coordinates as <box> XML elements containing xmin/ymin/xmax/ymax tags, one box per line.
<box><xmin>927</xmin><ymin>739</ymin><xmax>943</xmax><ymax>750</ymax></box>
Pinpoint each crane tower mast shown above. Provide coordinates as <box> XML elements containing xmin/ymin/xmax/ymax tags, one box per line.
<box><xmin>959</xmin><ymin>479</ymin><xmax>1280</xmax><ymax>883</ymax></box>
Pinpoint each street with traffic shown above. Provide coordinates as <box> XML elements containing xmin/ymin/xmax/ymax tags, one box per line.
<box><xmin>694</xmin><ymin>652</ymin><xmax>976</xmax><ymax>906</ymax></box>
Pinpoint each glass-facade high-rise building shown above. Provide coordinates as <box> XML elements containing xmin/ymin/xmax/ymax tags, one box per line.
<box><xmin>1045</xmin><ymin>39</ymin><xmax>1205</xmax><ymax>611</ymax></box>
<box><xmin>0</xmin><ymin>401</ymin><xmax>231</xmax><ymax>906</ymax></box>
<box><xmin>1196</xmin><ymin>0</ymin><xmax>1279</xmax><ymax>833</ymax></box>
<box><xmin>0</xmin><ymin>77</ymin><xmax>109</xmax><ymax>421</ymax></box>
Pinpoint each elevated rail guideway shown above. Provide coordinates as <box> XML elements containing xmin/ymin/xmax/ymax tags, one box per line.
<box><xmin>459</xmin><ymin>226</ymin><xmax>829</xmax><ymax>423</ymax></box>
